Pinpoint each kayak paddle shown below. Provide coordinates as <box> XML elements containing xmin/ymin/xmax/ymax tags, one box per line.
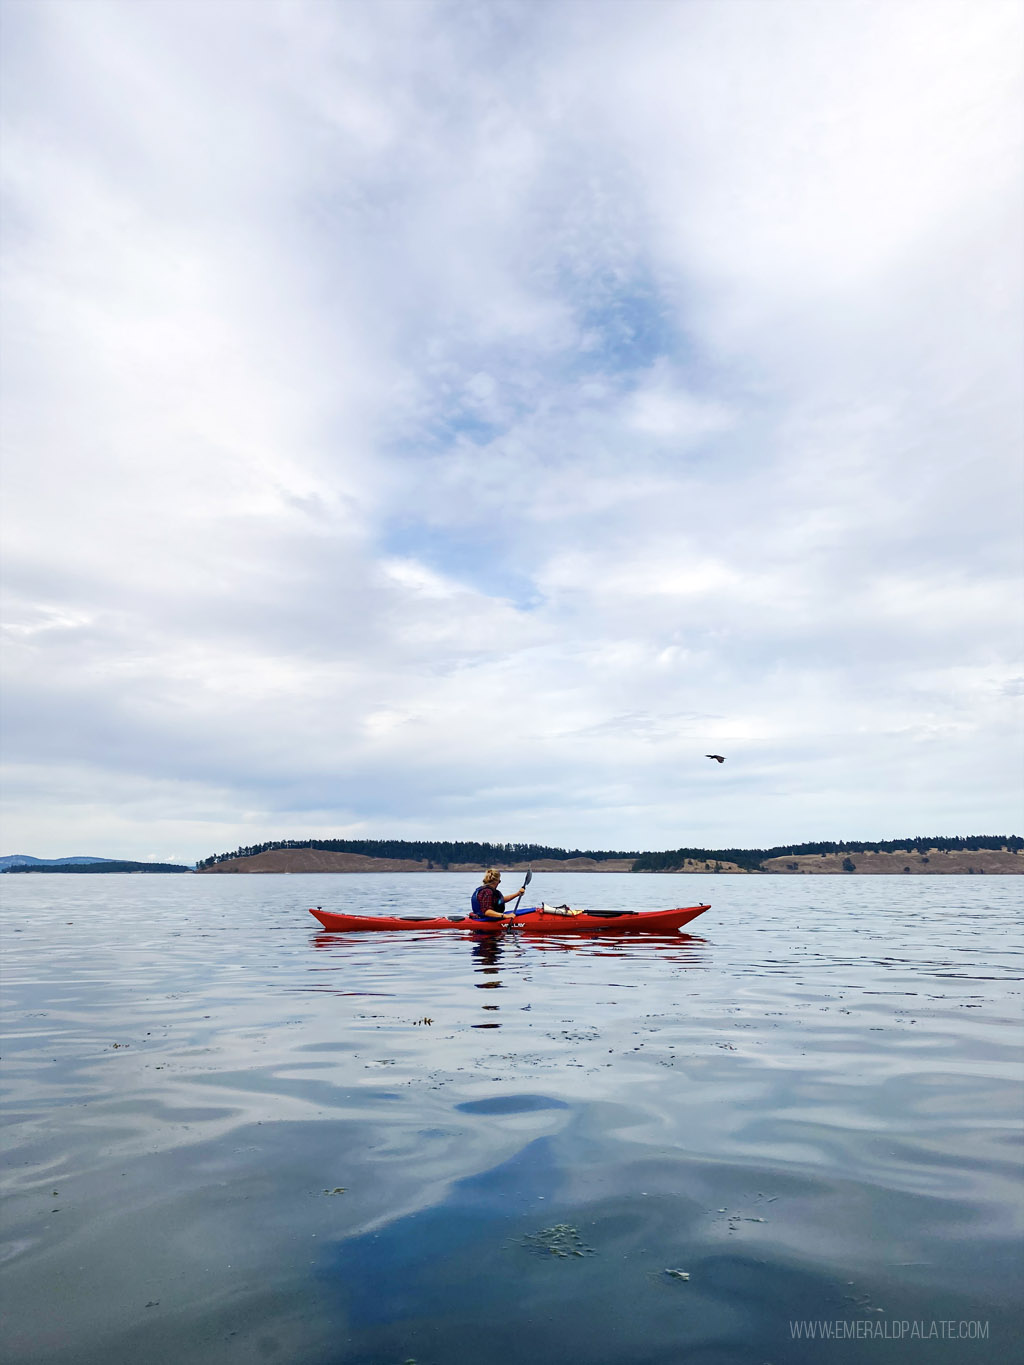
<box><xmin>511</xmin><ymin>868</ymin><xmax>532</xmax><ymax>914</ymax></box>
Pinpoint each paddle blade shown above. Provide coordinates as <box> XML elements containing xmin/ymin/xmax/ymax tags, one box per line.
<box><xmin>524</xmin><ymin>869</ymin><xmax>533</xmax><ymax>886</ymax></box>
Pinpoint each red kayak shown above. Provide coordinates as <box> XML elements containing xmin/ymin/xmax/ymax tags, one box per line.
<box><xmin>308</xmin><ymin>904</ymin><xmax>710</xmax><ymax>934</ymax></box>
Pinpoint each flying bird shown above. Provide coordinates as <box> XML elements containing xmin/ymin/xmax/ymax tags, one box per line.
<box><xmin>705</xmin><ymin>754</ymin><xmax>726</xmax><ymax>763</ymax></box>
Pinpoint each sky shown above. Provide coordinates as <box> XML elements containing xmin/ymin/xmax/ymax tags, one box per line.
<box><xmin>1</xmin><ymin>0</ymin><xmax>1022</xmax><ymax>864</ymax></box>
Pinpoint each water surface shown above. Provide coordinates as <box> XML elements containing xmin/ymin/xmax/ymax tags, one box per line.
<box><xmin>1</xmin><ymin>873</ymin><xmax>1021</xmax><ymax>1364</ymax></box>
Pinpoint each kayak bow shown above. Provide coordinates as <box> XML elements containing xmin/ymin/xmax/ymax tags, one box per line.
<box><xmin>308</xmin><ymin>904</ymin><xmax>710</xmax><ymax>934</ymax></box>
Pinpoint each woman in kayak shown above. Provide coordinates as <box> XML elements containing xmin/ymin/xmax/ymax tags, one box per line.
<box><xmin>470</xmin><ymin>868</ymin><xmax>526</xmax><ymax>922</ymax></box>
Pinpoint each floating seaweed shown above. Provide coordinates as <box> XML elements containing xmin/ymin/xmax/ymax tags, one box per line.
<box><xmin>521</xmin><ymin>1223</ymin><xmax>595</xmax><ymax>1258</ymax></box>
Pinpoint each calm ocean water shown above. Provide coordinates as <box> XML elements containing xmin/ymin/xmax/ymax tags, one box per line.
<box><xmin>1</xmin><ymin>873</ymin><xmax>1021</xmax><ymax>1365</ymax></box>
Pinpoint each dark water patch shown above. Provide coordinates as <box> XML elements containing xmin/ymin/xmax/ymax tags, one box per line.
<box><xmin>456</xmin><ymin>1094</ymin><xmax>570</xmax><ymax>1115</ymax></box>
<box><xmin>322</xmin><ymin>1162</ymin><xmax>1022</xmax><ymax>1365</ymax></box>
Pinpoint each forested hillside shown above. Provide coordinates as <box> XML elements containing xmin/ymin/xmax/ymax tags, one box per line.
<box><xmin>196</xmin><ymin>835</ymin><xmax>1022</xmax><ymax>873</ymax></box>
<box><xmin>196</xmin><ymin>839</ymin><xmax>637</xmax><ymax>870</ymax></box>
<box><xmin>633</xmin><ymin>835</ymin><xmax>1022</xmax><ymax>872</ymax></box>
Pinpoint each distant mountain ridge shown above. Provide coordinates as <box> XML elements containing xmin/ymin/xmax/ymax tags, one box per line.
<box><xmin>7</xmin><ymin>860</ymin><xmax>192</xmax><ymax>874</ymax></box>
<box><xmin>0</xmin><ymin>855</ymin><xmax>112</xmax><ymax>870</ymax></box>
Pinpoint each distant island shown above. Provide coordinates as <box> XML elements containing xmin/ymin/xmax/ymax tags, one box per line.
<box><xmin>0</xmin><ymin>855</ymin><xmax>113</xmax><ymax>870</ymax></box>
<box><xmin>195</xmin><ymin>836</ymin><xmax>1023</xmax><ymax>875</ymax></box>
<box><xmin>3</xmin><ymin>857</ymin><xmax>192</xmax><ymax>874</ymax></box>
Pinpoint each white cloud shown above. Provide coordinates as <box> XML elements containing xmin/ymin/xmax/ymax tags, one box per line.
<box><xmin>1</xmin><ymin>0</ymin><xmax>1021</xmax><ymax>859</ymax></box>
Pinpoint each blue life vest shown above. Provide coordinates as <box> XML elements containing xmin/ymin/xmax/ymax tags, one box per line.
<box><xmin>470</xmin><ymin>885</ymin><xmax>506</xmax><ymax>920</ymax></box>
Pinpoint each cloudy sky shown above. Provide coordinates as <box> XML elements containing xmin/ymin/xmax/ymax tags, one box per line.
<box><xmin>2</xmin><ymin>0</ymin><xmax>1021</xmax><ymax>863</ymax></box>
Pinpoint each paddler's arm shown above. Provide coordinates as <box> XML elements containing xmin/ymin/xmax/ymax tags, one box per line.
<box><xmin>503</xmin><ymin>889</ymin><xmax>526</xmax><ymax>916</ymax></box>
<box><xmin>492</xmin><ymin>889</ymin><xmax>526</xmax><ymax>918</ymax></box>
<box><xmin>480</xmin><ymin>887</ymin><xmax>526</xmax><ymax>919</ymax></box>
<box><xmin>499</xmin><ymin>889</ymin><xmax>529</xmax><ymax>922</ymax></box>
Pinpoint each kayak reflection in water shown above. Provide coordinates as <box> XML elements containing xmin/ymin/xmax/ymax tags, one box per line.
<box><xmin>470</xmin><ymin>868</ymin><xmax>526</xmax><ymax>923</ymax></box>
<box><xmin>472</xmin><ymin>933</ymin><xmax>505</xmax><ymax>969</ymax></box>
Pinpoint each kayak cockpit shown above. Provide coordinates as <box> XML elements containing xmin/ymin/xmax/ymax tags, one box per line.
<box><xmin>396</xmin><ymin>915</ymin><xmax>467</xmax><ymax>922</ymax></box>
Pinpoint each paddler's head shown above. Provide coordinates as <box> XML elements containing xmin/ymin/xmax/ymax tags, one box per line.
<box><xmin>482</xmin><ymin>868</ymin><xmax>501</xmax><ymax>886</ymax></box>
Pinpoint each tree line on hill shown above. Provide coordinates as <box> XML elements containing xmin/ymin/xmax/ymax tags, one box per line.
<box><xmin>195</xmin><ymin>834</ymin><xmax>1021</xmax><ymax>873</ymax></box>
<box><xmin>632</xmin><ymin>834</ymin><xmax>1022</xmax><ymax>872</ymax></box>
<box><xmin>194</xmin><ymin>839</ymin><xmax>639</xmax><ymax>870</ymax></box>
